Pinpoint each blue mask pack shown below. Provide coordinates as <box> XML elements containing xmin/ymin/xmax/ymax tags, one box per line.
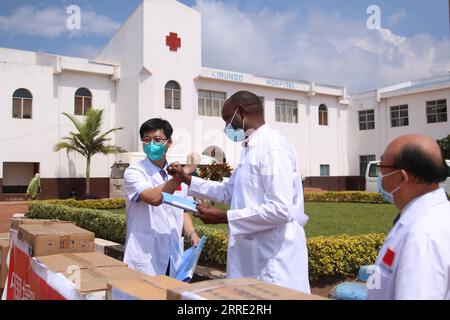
<box><xmin>143</xmin><ymin>141</ymin><xmax>167</xmax><ymax>161</ymax></box>
<box><xmin>223</xmin><ymin>107</ymin><xmax>246</xmax><ymax>143</ymax></box>
<box><xmin>377</xmin><ymin>170</ymin><xmax>402</xmax><ymax>203</ymax></box>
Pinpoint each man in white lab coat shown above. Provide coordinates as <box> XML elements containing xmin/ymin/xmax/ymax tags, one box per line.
<box><xmin>169</xmin><ymin>91</ymin><xmax>310</xmax><ymax>293</ymax></box>
<box><xmin>123</xmin><ymin>118</ymin><xmax>200</xmax><ymax>277</ymax></box>
<box><xmin>367</xmin><ymin>134</ymin><xmax>450</xmax><ymax>300</ymax></box>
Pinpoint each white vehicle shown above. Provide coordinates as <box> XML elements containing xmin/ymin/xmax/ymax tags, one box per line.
<box><xmin>365</xmin><ymin>160</ymin><xmax>450</xmax><ymax>194</ymax></box>
<box><xmin>109</xmin><ymin>152</ymin><xmax>216</xmax><ymax>198</ymax></box>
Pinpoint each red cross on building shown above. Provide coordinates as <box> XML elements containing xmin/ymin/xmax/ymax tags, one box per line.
<box><xmin>166</xmin><ymin>32</ymin><xmax>181</xmax><ymax>52</ymax></box>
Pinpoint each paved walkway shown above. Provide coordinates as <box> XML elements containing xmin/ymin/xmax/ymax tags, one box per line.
<box><xmin>0</xmin><ymin>201</ymin><xmax>28</xmax><ymax>233</ymax></box>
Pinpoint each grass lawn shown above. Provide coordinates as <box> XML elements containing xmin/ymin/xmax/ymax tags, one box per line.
<box><xmin>105</xmin><ymin>202</ymin><xmax>398</xmax><ymax>237</ymax></box>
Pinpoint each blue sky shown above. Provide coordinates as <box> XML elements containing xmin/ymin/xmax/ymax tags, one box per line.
<box><xmin>1</xmin><ymin>0</ymin><xmax>449</xmax><ymax>92</ymax></box>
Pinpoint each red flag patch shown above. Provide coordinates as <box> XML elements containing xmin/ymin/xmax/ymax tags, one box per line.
<box><xmin>175</xmin><ymin>185</ymin><xmax>182</xmax><ymax>191</ymax></box>
<box><xmin>382</xmin><ymin>248</ymin><xmax>396</xmax><ymax>267</ymax></box>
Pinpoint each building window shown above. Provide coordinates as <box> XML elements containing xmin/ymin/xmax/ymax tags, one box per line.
<box><xmin>391</xmin><ymin>104</ymin><xmax>409</xmax><ymax>127</ymax></box>
<box><xmin>320</xmin><ymin>165</ymin><xmax>330</xmax><ymax>176</ymax></box>
<box><xmin>359</xmin><ymin>155</ymin><xmax>376</xmax><ymax>176</ymax></box>
<box><xmin>359</xmin><ymin>110</ymin><xmax>375</xmax><ymax>130</ymax></box>
<box><xmin>165</xmin><ymin>81</ymin><xmax>181</xmax><ymax>110</ymax></box>
<box><xmin>74</xmin><ymin>88</ymin><xmax>92</xmax><ymax>116</ymax></box>
<box><xmin>275</xmin><ymin>99</ymin><xmax>298</xmax><ymax>123</ymax></box>
<box><xmin>198</xmin><ymin>90</ymin><xmax>226</xmax><ymax>117</ymax></box>
<box><xmin>12</xmin><ymin>88</ymin><xmax>33</xmax><ymax>119</ymax></box>
<box><xmin>426</xmin><ymin>99</ymin><xmax>447</xmax><ymax>124</ymax></box>
<box><xmin>318</xmin><ymin>104</ymin><xmax>328</xmax><ymax>126</ymax></box>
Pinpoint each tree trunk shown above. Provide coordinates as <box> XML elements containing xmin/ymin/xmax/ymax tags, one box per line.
<box><xmin>86</xmin><ymin>157</ymin><xmax>91</xmax><ymax>198</ymax></box>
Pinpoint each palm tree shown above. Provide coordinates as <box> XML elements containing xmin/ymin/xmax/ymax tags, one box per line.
<box><xmin>54</xmin><ymin>108</ymin><xmax>126</xmax><ymax>198</ymax></box>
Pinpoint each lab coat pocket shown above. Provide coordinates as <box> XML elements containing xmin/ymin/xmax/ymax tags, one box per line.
<box><xmin>239</xmin><ymin>236</ymin><xmax>258</xmax><ymax>276</ymax></box>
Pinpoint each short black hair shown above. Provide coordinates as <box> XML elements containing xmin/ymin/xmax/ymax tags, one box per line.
<box><xmin>394</xmin><ymin>144</ymin><xmax>448</xmax><ymax>184</ymax></box>
<box><xmin>229</xmin><ymin>91</ymin><xmax>263</xmax><ymax>109</ymax></box>
<box><xmin>139</xmin><ymin>118</ymin><xmax>173</xmax><ymax>139</ymax></box>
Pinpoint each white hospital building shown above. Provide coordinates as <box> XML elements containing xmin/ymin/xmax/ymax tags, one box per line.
<box><xmin>0</xmin><ymin>0</ymin><xmax>449</xmax><ymax>200</ymax></box>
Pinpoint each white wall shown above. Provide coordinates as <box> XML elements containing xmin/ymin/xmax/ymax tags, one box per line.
<box><xmin>0</xmin><ymin>51</ymin><xmax>116</xmax><ymax>180</ymax></box>
<box><xmin>348</xmin><ymin>87</ymin><xmax>450</xmax><ymax>175</ymax></box>
<box><xmin>193</xmin><ymin>78</ymin><xmax>349</xmax><ymax>175</ymax></box>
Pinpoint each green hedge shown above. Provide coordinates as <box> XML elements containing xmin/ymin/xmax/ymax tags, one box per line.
<box><xmin>304</xmin><ymin>191</ymin><xmax>387</xmax><ymax>204</ymax></box>
<box><xmin>28</xmin><ymin>202</ymin><xmax>385</xmax><ymax>280</ymax></box>
<box><xmin>37</xmin><ymin>198</ymin><xmax>126</xmax><ymax>210</ymax></box>
<box><xmin>28</xmin><ymin>202</ymin><xmax>126</xmax><ymax>243</ymax></box>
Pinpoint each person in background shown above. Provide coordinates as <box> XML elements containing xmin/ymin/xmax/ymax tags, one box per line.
<box><xmin>26</xmin><ymin>173</ymin><xmax>40</xmax><ymax>200</ymax></box>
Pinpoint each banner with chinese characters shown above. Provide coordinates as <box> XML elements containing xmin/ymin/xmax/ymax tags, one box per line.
<box><xmin>5</xmin><ymin>231</ymin><xmax>66</xmax><ymax>300</ymax></box>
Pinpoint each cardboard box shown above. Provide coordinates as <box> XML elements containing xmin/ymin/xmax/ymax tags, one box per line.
<box><xmin>11</xmin><ymin>217</ymin><xmax>73</xmax><ymax>231</ymax></box>
<box><xmin>94</xmin><ymin>238</ymin><xmax>120</xmax><ymax>254</ymax></box>
<box><xmin>18</xmin><ymin>223</ymin><xmax>94</xmax><ymax>257</ymax></box>
<box><xmin>36</xmin><ymin>252</ymin><xmax>150</xmax><ymax>299</ymax></box>
<box><xmin>107</xmin><ymin>275</ymin><xmax>190</xmax><ymax>300</ymax></box>
<box><xmin>0</xmin><ymin>239</ymin><xmax>9</xmax><ymax>289</ymax></box>
<box><xmin>167</xmin><ymin>278</ymin><xmax>328</xmax><ymax>300</ymax></box>
<box><xmin>104</xmin><ymin>244</ymin><xmax>124</xmax><ymax>262</ymax></box>
<box><xmin>0</xmin><ymin>233</ymin><xmax>10</xmax><ymax>240</ymax></box>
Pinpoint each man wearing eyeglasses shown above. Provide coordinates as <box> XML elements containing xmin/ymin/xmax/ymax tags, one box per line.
<box><xmin>123</xmin><ymin>118</ymin><xmax>200</xmax><ymax>277</ymax></box>
<box><xmin>367</xmin><ymin>134</ymin><xmax>450</xmax><ymax>300</ymax></box>
<box><xmin>168</xmin><ymin>91</ymin><xmax>310</xmax><ymax>293</ymax></box>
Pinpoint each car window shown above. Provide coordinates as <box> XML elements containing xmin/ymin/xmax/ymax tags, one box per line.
<box><xmin>369</xmin><ymin>164</ymin><xmax>379</xmax><ymax>177</ymax></box>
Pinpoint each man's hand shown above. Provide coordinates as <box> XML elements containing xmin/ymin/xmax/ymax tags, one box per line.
<box><xmin>168</xmin><ymin>162</ymin><xmax>192</xmax><ymax>185</ymax></box>
<box><xmin>189</xmin><ymin>231</ymin><xmax>201</xmax><ymax>247</ymax></box>
<box><xmin>195</xmin><ymin>204</ymin><xmax>228</xmax><ymax>225</ymax></box>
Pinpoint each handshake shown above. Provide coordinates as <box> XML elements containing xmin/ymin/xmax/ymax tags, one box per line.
<box><xmin>167</xmin><ymin>162</ymin><xmax>193</xmax><ymax>186</ymax></box>
<box><xmin>166</xmin><ymin>162</ymin><xmax>228</xmax><ymax>225</ymax></box>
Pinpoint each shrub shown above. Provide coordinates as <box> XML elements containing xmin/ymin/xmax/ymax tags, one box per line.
<box><xmin>198</xmin><ymin>162</ymin><xmax>233</xmax><ymax>182</ymax></box>
<box><xmin>28</xmin><ymin>201</ymin><xmax>385</xmax><ymax>280</ymax></box>
<box><xmin>33</xmin><ymin>198</ymin><xmax>126</xmax><ymax>210</ymax></box>
<box><xmin>304</xmin><ymin>191</ymin><xmax>387</xmax><ymax>204</ymax></box>
<box><xmin>28</xmin><ymin>202</ymin><xmax>126</xmax><ymax>243</ymax></box>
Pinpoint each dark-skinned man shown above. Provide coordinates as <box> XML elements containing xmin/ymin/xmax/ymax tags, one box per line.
<box><xmin>168</xmin><ymin>91</ymin><xmax>310</xmax><ymax>293</ymax></box>
<box><xmin>367</xmin><ymin>134</ymin><xmax>450</xmax><ymax>300</ymax></box>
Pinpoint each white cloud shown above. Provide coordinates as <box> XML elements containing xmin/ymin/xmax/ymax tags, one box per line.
<box><xmin>386</xmin><ymin>9</ymin><xmax>407</xmax><ymax>28</ymax></box>
<box><xmin>0</xmin><ymin>5</ymin><xmax>120</xmax><ymax>38</ymax></box>
<box><xmin>194</xmin><ymin>0</ymin><xmax>450</xmax><ymax>93</ymax></box>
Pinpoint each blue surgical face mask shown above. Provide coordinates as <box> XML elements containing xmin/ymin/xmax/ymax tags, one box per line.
<box><xmin>224</xmin><ymin>107</ymin><xmax>246</xmax><ymax>143</ymax></box>
<box><xmin>377</xmin><ymin>170</ymin><xmax>402</xmax><ymax>203</ymax></box>
<box><xmin>143</xmin><ymin>141</ymin><xmax>167</xmax><ymax>161</ymax></box>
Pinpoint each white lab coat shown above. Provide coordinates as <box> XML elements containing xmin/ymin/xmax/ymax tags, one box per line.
<box><xmin>188</xmin><ymin>124</ymin><xmax>310</xmax><ymax>293</ymax></box>
<box><xmin>367</xmin><ymin>188</ymin><xmax>450</xmax><ymax>300</ymax></box>
<box><xmin>123</xmin><ymin>158</ymin><xmax>187</xmax><ymax>277</ymax></box>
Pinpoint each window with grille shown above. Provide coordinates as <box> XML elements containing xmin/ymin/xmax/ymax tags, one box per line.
<box><xmin>318</xmin><ymin>104</ymin><xmax>328</xmax><ymax>126</ymax></box>
<box><xmin>198</xmin><ymin>90</ymin><xmax>226</xmax><ymax>117</ymax></box>
<box><xmin>320</xmin><ymin>164</ymin><xmax>330</xmax><ymax>176</ymax></box>
<box><xmin>275</xmin><ymin>98</ymin><xmax>298</xmax><ymax>123</ymax></box>
<box><xmin>426</xmin><ymin>99</ymin><xmax>447</xmax><ymax>124</ymax></box>
<box><xmin>165</xmin><ymin>81</ymin><xmax>181</xmax><ymax>110</ymax></box>
<box><xmin>360</xmin><ymin>155</ymin><xmax>376</xmax><ymax>176</ymax></box>
<box><xmin>359</xmin><ymin>110</ymin><xmax>375</xmax><ymax>130</ymax></box>
<box><xmin>74</xmin><ymin>88</ymin><xmax>92</xmax><ymax>116</ymax></box>
<box><xmin>12</xmin><ymin>88</ymin><xmax>33</xmax><ymax>119</ymax></box>
<box><xmin>390</xmin><ymin>104</ymin><xmax>409</xmax><ymax>127</ymax></box>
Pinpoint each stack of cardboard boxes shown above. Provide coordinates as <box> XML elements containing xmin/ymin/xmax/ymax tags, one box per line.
<box><xmin>6</xmin><ymin>217</ymin><xmax>327</xmax><ymax>300</ymax></box>
<box><xmin>0</xmin><ymin>233</ymin><xmax>10</xmax><ymax>293</ymax></box>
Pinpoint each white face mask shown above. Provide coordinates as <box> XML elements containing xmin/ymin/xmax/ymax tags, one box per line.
<box><xmin>223</xmin><ymin>107</ymin><xmax>246</xmax><ymax>143</ymax></box>
<box><xmin>377</xmin><ymin>170</ymin><xmax>402</xmax><ymax>203</ymax></box>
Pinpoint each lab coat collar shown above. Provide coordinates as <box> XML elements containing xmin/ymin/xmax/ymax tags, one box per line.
<box><xmin>244</xmin><ymin>124</ymin><xmax>270</xmax><ymax>148</ymax></box>
<box><xmin>396</xmin><ymin>187</ymin><xmax>448</xmax><ymax>228</ymax></box>
<box><xmin>144</xmin><ymin>157</ymin><xmax>168</xmax><ymax>172</ymax></box>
